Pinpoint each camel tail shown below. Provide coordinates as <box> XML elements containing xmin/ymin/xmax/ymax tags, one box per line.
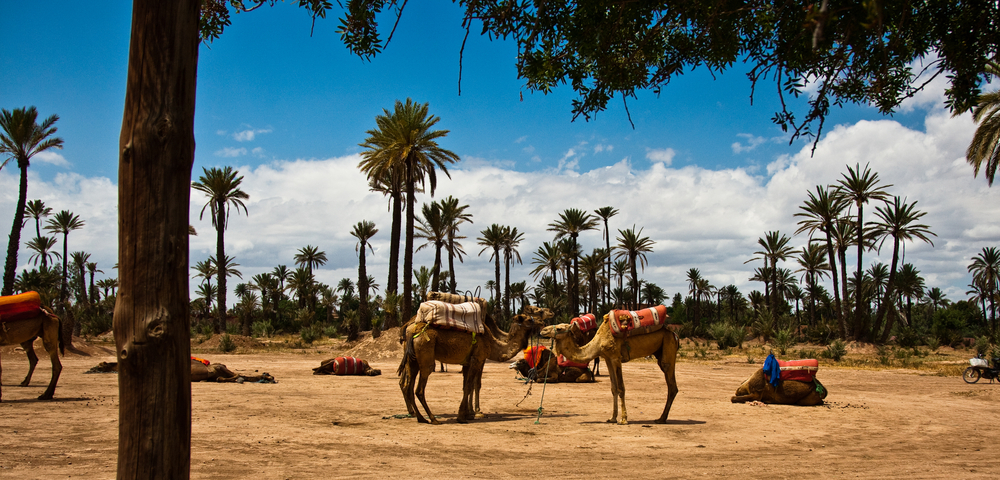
<box><xmin>397</xmin><ymin>333</ymin><xmax>418</xmax><ymax>377</ymax></box>
<box><xmin>42</xmin><ymin>306</ymin><xmax>65</xmax><ymax>356</ymax></box>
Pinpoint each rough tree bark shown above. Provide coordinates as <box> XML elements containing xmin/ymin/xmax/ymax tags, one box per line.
<box><xmin>114</xmin><ymin>1</ymin><xmax>198</xmax><ymax>478</ymax></box>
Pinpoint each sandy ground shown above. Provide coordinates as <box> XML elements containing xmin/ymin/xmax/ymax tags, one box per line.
<box><xmin>2</xmin><ymin>338</ymin><xmax>1000</xmax><ymax>479</ymax></box>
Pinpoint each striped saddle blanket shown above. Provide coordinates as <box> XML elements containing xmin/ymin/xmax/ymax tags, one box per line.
<box><xmin>329</xmin><ymin>357</ymin><xmax>368</xmax><ymax>375</ymax></box>
<box><xmin>571</xmin><ymin>313</ymin><xmax>597</xmax><ymax>332</ymax></box>
<box><xmin>418</xmin><ymin>300</ymin><xmax>485</xmax><ymax>334</ymax></box>
<box><xmin>0</xmin><ymin>291</ymin><xmax>43</xmax><ymax>323</ymax></box>
<box><xmin>557</xmin><ymin>354</ymin><xmax>590</xmax><ymax>369</ymax></box>
<box><xmin>607</xmin><ymin>305</ymin><xmax>669</xmax><ymax>337</ymax></box>
<box><xmin>773</xmin><ymin>358</ymin><xmax>819</xmax><ymax>383</ymax></box>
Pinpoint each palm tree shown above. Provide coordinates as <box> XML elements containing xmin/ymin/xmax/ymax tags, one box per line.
<box><xmin>70</xmin><ymin>251</ymin><xmax>91</xmax><ymax>307</ymax></box>
<box><xmin>415</xmin><ymin>201</ymin><xmax>448</xmax><ymax>292</ymax></box>
<box><xmin>350</xmin><ymin>220</ymin><xmax>378</xmax><ymax>333</ymax></box>
<box><xmin>969</xmin><ymin>246</ymin><xmax>1000</xmax><ymax>335</ymax></box>
<box><xmin>413</xmin><ymin>266</ymin><xmax>432</xmax><ymax>303</ymax></box>
<box><xmin>87</xmin><ymin>262</ymin><xmax>103</xmax><ymax>305</ymax></box>
<box><xmin>872</xmin><ymin>197</ymin><xmax>936</xmax><ymax>343</ymax></box>
<box><xmin>272</xmin><ymin>265</ymin><xmax>291</xmax><ymax>293</ymax></box>
<box><xmin>294</xmin><ymin>245</ymin><xmax>327</xmax><ymax>310</ymax></box>
<box><xmin>581</xmin><ymin>249</ymin><xmax>608</xmax><ymax>315</ymax></box>
<box><xmin>615</xmin><ymin>226</ymin><xmax>654</xmax><ymax>310</ymax></box>
<box><xmin>358</xmin><ymin>98</ymin><xmax>460</xmax><ymax>322</ymax></box>
<box><xmin>925</xmin><ymin>287</ymin><xmax>949</xmax><ymax>314</ymax></box>
<box><xmin>829</xmin><ymin>218</ymin><xmax>856</xmax><ymax>328</ymax></box>
<box><xmin>964</xmin><ymin>60</ymin><xmax>1000</xmax><ymax>185</ymax></box>
<box><xmin>25</xmin><ymin>199</ymin><xmax>52</xmax><ymax>240</ymax></box>
<box><xmin>795</xmin><ymin>243</ymin><xmax>830</xmax><ymax>326</ymax></box>
<box><xmin>836</xmin><ymin>163</ymin><xmax>892</xmax><ymax>334</ymax></box>
<box><xmin>529</xmin><ymin>241</ymin><xmax>563</xmax><ymax>285</ymax></box>
<box><xmin>192</xmin><ymin>259</ymin><xmax>217</xmax><ymax>289</ymax></box>
<box><xmin>477</xmin><ymin>224</ymin><xmax>506</xmax><ymax>316</ymax></box>
<box><xmin>594</xmin><ymin>206</ymin><xmax>620</xmax><ymax>306</ymax></box>
<box><xmin>45</xmin><ymin>210</ymin><xmax>85</xmax><ymax>308</ymax></box>
<box><xmin>894</xmin><ymin>263</ymin><xmax>925</xmax><ymax>327</ymax></box>
<box><xmin>367</xmin><ymin>164</ymin><xmax>405</xmax><ymax>313</ymax></box>
<box><xmin>192</xmin><ymin>166</ymin><xmax>249</xmax><ymax>333</ymax></box>
<box><xmin>549</xmin><ymin>209</ymin><xmax>600</xmax><ymax>314</ymax></box>
<box><xmin>795</xmin><ymin>185</ymin><xmax>849</xmax><ymax>337</ymax></box>
<box><xmin>746</xmin><ymin>231</ymin><xmax>795</xmax><ymax>316</ymax></box>
<box><xmin>0</xmin><ymin>107</ymin><xmax>63</xmax><ymax>295</ymax></box>
<box><xmin>612</xmin><ymin>259</ymin><xmax>628</xmax><ymax>294</ymax></box>
<box><xmin>501</xmin><ymin>226</ymin><xmax>525</xmax><ymax>320</ymax></box>
<box><xmin>26</xmin><ymin>236</ymin><xmax>59</xmax><ymax>270</ymax></box>
<box><xmin>439</xmin><ymin>196</ymin><xmax>472</xmax><ymax>294</ymax></box>
<box><xmin>640</xmin><ymin>281</ymin><xmax>667</xmax><ymax>307</ymax></box>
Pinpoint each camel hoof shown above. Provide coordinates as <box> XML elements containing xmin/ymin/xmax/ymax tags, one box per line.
<box><xmin>606</xmin><ymin>419</ymin><xmax>616</xmax><ymax>424</ymax></box>
<box><xmin>430</xmin><ymin>419</ymin><xmax>442</xmax><ymax>425</ymax></box>
<box><xmin>37</xmin><ymin>394</ymin><xmax>53</xmax><ymax>400</ymax></box>
<box><xmin>19</xmin><ymin>381</ymin><xmax>30</xmax><ymax>387</ymax></box>
<box><xmin>654</xmin><ymin>418</ymin><xmax>667</xmax><ymax>424</ymax></box>
<box><xmin>619</xmin><ymin>420</ymin><xmax>628</xmax><ymax>425</ymax></box>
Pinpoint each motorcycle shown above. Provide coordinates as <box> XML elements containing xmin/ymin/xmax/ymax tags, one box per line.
<box><xmin>963</xmin><ymin>354</ymin><xmax>1000</xmax><ymax>384</ymax></box>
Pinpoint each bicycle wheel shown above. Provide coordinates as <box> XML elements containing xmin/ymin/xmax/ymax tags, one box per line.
<box><xmin>964</xmin><ymin>367</ymin><xmax>981</xmax><ymax>384</ymax></box>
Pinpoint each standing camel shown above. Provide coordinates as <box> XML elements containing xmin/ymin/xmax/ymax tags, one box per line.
<box><xmin>0</xmin><ymin>293</ymin><xmax>63</xmax><ymax>402</ymax></box>
<box><xmin>398</xmin><ymin>309</ymin><xmax>546</xmax><ymax>424</ymax></box>
<box><xmin>539</xmin><ymin>317</ymin><xmax>679</xmax><ymax>424</ymax></box>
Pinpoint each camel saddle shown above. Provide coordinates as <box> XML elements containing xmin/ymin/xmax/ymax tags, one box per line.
<box><xmin>417</xmin><ymin>300</ymin><xmax>485</xmax><ymax>334</ymax></box>
<box><xmin>0</xmin><ymin>291</ymin><xmax>43</xmax><ymax>323</ymax></box>
<box><xmin>763</xmin><ymin>354</ymin><xmax>819</xmax><ymax>386</ymax></box>
<box><xmin>606</xmin><ymin>305</ymin><xmax>669</xmax><ymax>338</ymax></box>
<box><xmin>571</xmin><ymin>313</ymin><xmax>597</xmax><ymax>332</ymax></box>
<box><xmin>557</xmin><ymin>354</ymin><xmax>590</xmax><ymax>369</ymax></box>
<box><xmin>522</xmin><ymin>346</ymin><xmax>548</xmax><ymax>369</ymax></box>
<box><xmin>322</xmin><ymin>356</ymin><xmax>367</xmax><ymax>375</ymax></box>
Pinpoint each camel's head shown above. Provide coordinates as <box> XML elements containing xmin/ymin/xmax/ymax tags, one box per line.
<box><xmin>523</xmin><ymin>305</ymin><xmax>555</xmax><ymax>322</ymax></box>
<box><xmin>539</xmin><ymin>322</ymin><xmax>580</xmax><ymax>339</ymax></box>
<box><xmin>511</xmin><ymin>313</ymin><xmax>547</xmax><ymax>333</ymax></box>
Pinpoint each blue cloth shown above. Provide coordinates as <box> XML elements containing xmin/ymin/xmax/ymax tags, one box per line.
<box><xmin>763</xmin><ymin>354</ymin><xmax>781</xmax><ymax>387</ymax></box>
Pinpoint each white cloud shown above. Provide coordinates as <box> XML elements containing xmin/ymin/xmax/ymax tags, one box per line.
<box><xmin>645</xmin><ymin>148</ymin><xmax>675</xmax><ymax>165</ymax></box>
<box><xmin>0</xmin><ymin>101</ymin><xmax>992</xmax><ymax>304</ymax></box>
<box><xmin>251</xmin><ymin>147</ymin><xmax>265</xmax><ymax>157</ymax></box>
<box><xmin>514</xmin><ymin>136</ymin><xmax>528</xmax><ymax>144</ymax></box>
<box><xmin>594</xmin><ymin>144</ymin><xmax>613</xmax><ymax>154</ymax></box>
<box><xmin>731</xmin><ymin>133</ymin><xmax>767</xmax><ymax>154</ymax></box>
<box><xmin>233</xmin><ymin>128</ymin><xmax>272</xmax><ymax>142</ymax></box>
<box><xmin>215</xmin><ymin>147</ymin><xmax>247</xmax><ymax>157</ymax></box>
<box><xmin>33</xmin><ymin>151</ymin><xmax>71</xmax><ymax>167</ymax></box>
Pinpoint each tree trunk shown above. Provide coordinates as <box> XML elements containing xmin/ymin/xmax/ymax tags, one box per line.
<box><xmin>447</xmin><ymin>238</ymin><xmax>457</xmax><ymax>294</ymax></box>
<box><xmin>114</xmin><ymin>1</ymin><xmax>198</xmax><ymax>477</ymax></box>
<box><xmin>2</xmin><ymin>163</ymin><xmax>28</xmax><ymax>296</ymax></box>
<box><xmin>385</xmin><ymin>191</ymin><xmax>401</xmax><ymax>328</ymax></box>
<box><xmin>358</xmin><ymin>245</ymin><xmax>369</xmax><ymax>331</ymax></box>
<box><xmin>493</xmin><ymin>251</ymin><xmax>501</xmax><ymax>318</ymax></box>
<box><xmin>877</xmin><ymin>240</ymin><xmax>901</xmax><ymax>344</ymax></box>
<box><xmin>215</xmin><ymin>198</ymin><xmax>226</xmax><ymax>334</ymax></box>
<box><xmin>824</xmin><ymin>229</ymin><xmax>845</xmax><ymax>338</ymax></box>
<box><xmin>402</xmin><ymin>165</ymin><xmax>415</xmax><ymax>323</ymax></box>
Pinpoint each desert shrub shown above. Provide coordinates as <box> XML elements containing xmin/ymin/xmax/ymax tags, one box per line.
<box><xmin>225</xmin><ymin>321</ymin><xmax>240</xmax><ymax>335</ymax></box>
<box><xmin>709</xmin><ymin>322</ymin><xmax>744</xmax><ymax>350</ymax></box>
<box><xmin>750</xmin><ymin>308</ymin><xmax>775</xmax><ymax>342</ymax></box>
<box><xmin>323</xmin><ymin>325</ymin><xmax>340</xmax><ymax>339</ymax></box>
<box><xmin>877</xmin><ymin>345</ymin><xmax>892</xmax><ymax>366</ymax></box>
<box><xmin>300</xmin><ymin>324</ymin><xmax>322</xmax><ymax>344</ymax></box>
<box><xmin>773</xmin><ymin>328</ymin><xmax>795</xmax><ymax>355</ymax></box>
<box><xmin>926</xmin><ymin>336</ymin><xmax>940</xmax><ymax>352</ymax></box>
<box><xmin>975</xmin><ymin>336</ymin><xmax>991</xmax><ymax>356</ymax></box>
<box><xmin>824</xmin><ymin>339</ymin><xmax>847</xmax><ymax>362</ymax></box>
<box><xmin>251</xmin><ymin>320</ymin><xmax>274</xmax><ymax>338</ymax></box>
<box><xmin>80</xmin><ymin>310</ymin><xmax>113</xmax><ymax>337</ymax></box>
<box><xmin>895</xmin><ymin>327</ymin><xmax>922</xmax><ymax>348</ymax></box>
<box><xmin>218</xmin><ymin>333</ymin><xmax>236</xmax><ymax>353</ymax></box>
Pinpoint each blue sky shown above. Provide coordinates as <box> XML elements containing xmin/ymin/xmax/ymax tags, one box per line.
<box><xmin>2</xmin><ymin>2</ymin><xmax>997</xmax><ymax>307</ymax></box>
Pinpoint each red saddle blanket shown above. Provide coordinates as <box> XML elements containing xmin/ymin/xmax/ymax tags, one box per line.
<box><xmin>607</xmin><ymin>305</ymin><xmax>668</xmax><ymax>337</ymax></box>
<box><xmin>571</xmin><ymin>313</ymin><xmax>597</xmax><ymax>332</ymax></box>
<box><xmin>191</xmin><ymin>356</ymin><xmax>211</xmax><ymax>365</ymax></box>
<box><xmin>418</xmin><ymin>300</ymin><xmax>485</xmax><ymax>334</ymax></box>
<box><xmin>0</xmin><ymin>291</ymin><xmax>43</xmax><ymax>323</ymax></box>
<box><xmin>330</xmin><ymin>357</ymin><xmax>367</xmax><ymax>375</ymax></box>
<box><xmin>769</xmin><ymin>359</ymin><xmax>819</xmax><ymax>383</ymax></box>
<box><xmin>557</xmin><ymin>354</ymin><xmax>589</xmax><ymax>369</ymax></box>
<box><xmin>523</xmin><ymin>346</ymin><xmax>548</xmax><ymax>368</ymax></box>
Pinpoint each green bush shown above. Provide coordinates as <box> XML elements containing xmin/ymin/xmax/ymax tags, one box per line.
<box><xmin>773</xmin><ymin>328</ymin><xmax>796</xmax><ymax>355</ymax></box>
<box><xmin>824</xmin><ymin>339</ymin><xmax>847</xmax><ymax>362</ymax></box>
<box><xmin>877</xmin><ymin>345</ymin><xmax>892</xmax><ymax>366</ymax></box>
<box><xmin>251</xmin><ymin>320</ymin><xmax>275</xmax><ymax>338</ymax></box>
<box><xmin>709</xmin><ymin>322</ymin><xmax>744</xmax><ymax>350</ymax></box>
<box><xmin>218</xmin><ymin>333</ymin><xmax>236</xmax><ymax>353</ymax></box>
<box><xmin>300</xmin><ymin>324</ymin><xmax>322</xmax><ymax>344</ymax></box>
<box><xmin>976</xmin><ymin>336</ymin><xmax>991</xmax><ymax>356</ymax></box>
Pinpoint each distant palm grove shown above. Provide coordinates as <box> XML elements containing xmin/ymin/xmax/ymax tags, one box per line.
<box><xmin>3</xmin><ymin>101</ymin><xmax>999</xmax><ymax>352</ymax></box>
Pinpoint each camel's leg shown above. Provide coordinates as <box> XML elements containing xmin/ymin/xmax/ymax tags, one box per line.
<box><xmin>655</xmin><ymin>338</ymin><xmax>680</xmax><ymax>424</ymax></box>
<box><xmin>397</xmin><ymin>357</ymin><xmax>417</xmax><ymax>416</ymax></box>
<box><xmin>0</xmin><ymin>351</ymin><xmax>4</xmax><ymax>402</ymax></box>
<box><xmin>592</xmin><ymin>357</ymin><xmax>600</xmax><ymax>376</ymax></box>
<box><xmin>414</xmin><ymin>353</ymin><xmax>439</xmax><ymax>425</ymax></box>
<box><xmin>614</xmin><ymin>361</ymin><xmax>628</xmax><ymax>425</ymax></box>
<box><xmin>473</xmin><ymin>369</ymin><xmax>484</xmax><ymax>418</ymax></box>
<box><xmin>20</xmin><ymin>339</ymin><xmax>38</xmax><ymax>386</ymax></box>
<box><xmin>604</xmin><ymin>358</ymin><xmax>621</xmax><ymax>424</ymax></box>
<box><xmin>731</xmin><ymin>394</ymin><xmax>759</xmax><ymax>403</ymax></box>
<box><xmin>38</xmin><ymin>319</ymin><xmax>62</xmax><ymax>400</ymax></box>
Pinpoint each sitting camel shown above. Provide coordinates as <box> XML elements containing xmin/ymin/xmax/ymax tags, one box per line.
<box><xmin>0</xmin><ymin>292</ymin><xmax>63</xmax><ymax>402</ymax></box>
<box><xmin>313</xmin><ymin>357</ymin><xmax>381</xmax><ymax>376</ymax></box>
<box><xmin>398</xmin><ymin>306</ymin><xmax>548</xmax><ymax>424</ymax></box>
<box><xmin>509</xmin><ymin>345</ymin><xmax>594</xmax><ymax>383</ymax></box>
<box><xmin>731</xmin><ymin>366</ymin><xmax>827</xmax><ymax>405</ymax></box>
<box><xmin>539</xmin><ymin>309</ymin><xmax>679</xmax><ymax>425</ymax></box>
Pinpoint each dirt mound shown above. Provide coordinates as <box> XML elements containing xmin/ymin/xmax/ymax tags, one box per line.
<box><xmin>194</xmin><ymin>334</ymin><xmax>263</xmax><ymax>353</ymax></box>
<box><xmin>341</xmin><ymin>327</ymin><xmax>404</xmax><ymax>361</ymax></box>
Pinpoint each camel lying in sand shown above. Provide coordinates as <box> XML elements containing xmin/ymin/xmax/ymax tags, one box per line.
<box><xmin>731</xmin><ymin>368</ymin><xmax>827</xmax><ymax>405</ymax></box>
<box><xmin>540</xmin><ymin>306</ymin><xmax>679</xmax><ymax>425</ymax></box>
<box><xmin>0</xmin><ymin>292</ymin><xmax>63</xmax><ymax>402</ymax></box>
<box><xmin>509</xmin><ymin>346</ymin><xmax>594</xmax><ymax>383</ymax></box>
<box><xmin>313</xmin><ymin>357</ymin><xmax>381</xmax><ymax>376</ymax></box>
<box><xmin>87</xmin><ymin>358</ymin><xmax>275</xmax><ymax>383</ymax></box>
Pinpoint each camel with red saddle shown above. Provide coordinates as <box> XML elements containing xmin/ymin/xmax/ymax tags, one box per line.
<box><xmin>0</xmin><ymin>291</ymin><xmax>63</xmax><ymax>401</ymax></box>
<box><xmin>397</xmin><ymin>297</ymin><xmax>550</xmax><ymax>424</ymax></box>
<box><xmin>509</xmin><ymin>345</ymin><xmax>594</xmax><ymax>383</ymax></box>
<box><xmin>732</xmin><ymin>355</ymin><xmax>828</xmax><ymax>405</ymax></box>
<box><xmin>540</xmin><ymin>305</ymin><xmax>679</xmax><ymax>425</ymax></box>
